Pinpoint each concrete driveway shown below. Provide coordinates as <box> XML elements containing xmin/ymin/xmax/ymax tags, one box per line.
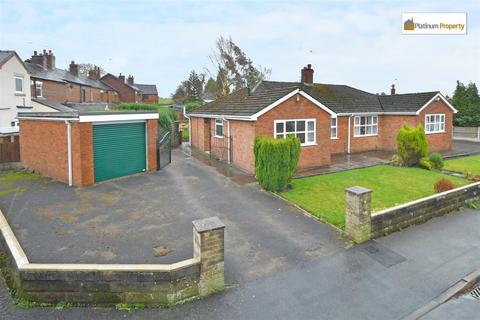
<box><xmin>0</xmin><ymin>148</ymin><xmax>345</xmax><ymax>284</ymax></box>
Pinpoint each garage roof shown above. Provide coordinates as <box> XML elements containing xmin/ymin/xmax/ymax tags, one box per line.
<box><xmin>17</xmin><ymin>111</ymin><xmax>159</xmax><ymax>122</ymax></box>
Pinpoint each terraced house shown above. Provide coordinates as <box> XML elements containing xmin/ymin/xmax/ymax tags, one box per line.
<box><xmin>188</xmin><ymin>65</ymin><xmax>457</xmax><ymax>174</ymax></box>
<box><xmin>25</xmin><ymin>50</ymin><xmax>119</xmax><ymax>106</ymax></box>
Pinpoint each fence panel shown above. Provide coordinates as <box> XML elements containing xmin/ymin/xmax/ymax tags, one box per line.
<box><xmin>0</xmin><ymin>140</ymin><xmax>20</xmax><ymax>163</ymax></box>
<box><xmin>453</xmin><ymin>126</ymin><xmax>480</xmax><ymax>141</ymax></box>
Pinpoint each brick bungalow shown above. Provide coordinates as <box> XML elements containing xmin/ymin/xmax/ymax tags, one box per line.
<box><xmin>188</xmin><ymin>65</ymin><xmax>457</xmax><ymax>174</ymax></box>
<box><xmin>25</xmin><ymin>50</ymin><xmax>119</xmax><ymax>104</ymax></box>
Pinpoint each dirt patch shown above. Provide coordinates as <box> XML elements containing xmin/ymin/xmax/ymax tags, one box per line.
<box><xmin>82</xmin><ymin>249</ymin><xmax>117</xmax><ymax>261</ymax></box>
<box><xmin>153</xmin><ymin>246</ymin><xmax>172</xmax><ymax>257</ymax></box>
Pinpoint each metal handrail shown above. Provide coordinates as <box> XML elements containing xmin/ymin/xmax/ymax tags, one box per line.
<box><xmin>158</xmin><ymin>131</ymin><xmax>171</xmax><ymax>144</ymax></box>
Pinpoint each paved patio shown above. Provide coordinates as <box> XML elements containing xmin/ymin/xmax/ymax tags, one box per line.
<box><xmin>296</xmin><ymin>140</ymin><xmax>480</xmax><ymax>177</ymax></box>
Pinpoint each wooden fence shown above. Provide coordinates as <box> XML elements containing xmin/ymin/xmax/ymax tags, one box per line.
<box><xmin>0</xmin><ymin>137</ymin><xmax>20</xmax><ymax>163</ymax></box>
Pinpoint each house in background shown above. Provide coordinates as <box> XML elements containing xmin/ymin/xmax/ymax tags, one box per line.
<box><xmin>188</xmin><ymin>64</ymin><xmax>457</xmax><ymax>174</ymax></box>
<box><xmin>135</xmin><ymin>83</ymin><xmax>158</xmax><ymax>103</ymax></box>
<box><xmin>0</xmin><ymin>50</ymin><xmax>63</xmax><ymax>136</ymax></box>
<box><xmin>25</xmin><ymin>50</ymin><xmax>119</xmax><ymax>105</ymax></box>
<box><xmin>101</xmin><ymin>73</ymin><xmax>143</xmax><ymax>103</ymax></box>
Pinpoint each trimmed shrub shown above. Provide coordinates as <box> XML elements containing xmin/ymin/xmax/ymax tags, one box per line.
<box><xmin>118</xmin><ymin>103</ymin><xmax>176</xmax><ymax>131</ymax></box>
<box><xmin>419</xmin><ymin>157</ymin><xmax>433</xmax><ymax>170</ymax></box>
<box><xmin>466</xmin><ymin>171</ymin><xmax>480</xmax><ymax>182</ymax></box>
<box><xmin>254</xmin><ymin>135</ymin><xmax>301</xmax><ymax>192</ymax></box>
<box><xmin>434</xmin><ymin>178</ymin><xmax>456</xmax><ymax>193</ymax></box>
<box><xmin>396</xmin><ymin>123</ymin><xmax>429</xmax><ymax>167</ymax></box>
<box><xmin>429</xmin><ymin>153</ymin><xmax>444</xmax><ymax>169</ymax></box>
<box><xmin>390</xmin><ymin>154</ymin><xmax>403</xmax><ymax>167</ymax></box>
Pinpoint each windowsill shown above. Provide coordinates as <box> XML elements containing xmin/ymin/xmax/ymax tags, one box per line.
<box><xmin>331</xmin><ymin>137</ymin><xmax>338</xmax><ymax>140</ymax></box>
<box><xmin>425</xmin><ymin>130</ymin><xmax>445</xmax><ymax>135</ymax></box>
<box><xmin>353</xmin><ymin>134</ymin><xmax>378</xmax><ymax>138</ymax></box>
<box><xmin>301</xmin><ymin>143</ymin><xmax>317</xmax><ymax>147</ymax></box>
<box><xmin>14</xmin><ymin>92</ymin><xmax>25</xmax><ymax>96</ymax></box>
<box><xmin>214</xmin><ymin>135</ymin><xmax>224</xmax><ymax>139</ymax></box>
<box><xmin>17</xmin><ymin>106</ymin><xmax>33</xmax><ymax>109</ymax></box>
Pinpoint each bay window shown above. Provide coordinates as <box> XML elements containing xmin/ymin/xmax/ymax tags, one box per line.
<box><xmin>425</xmin><ymin>114</ymin><xmax>445</xmax><ymax>133</ymax></box>
<box><xmin>274</xmin><ymin>119</ymin><xmax>316</xmax><ymax>146</ymax></box>
<box><xmin>354</xmin><ymin>115</ymin><xmax>378</xmax><ymax>137</ymax></box>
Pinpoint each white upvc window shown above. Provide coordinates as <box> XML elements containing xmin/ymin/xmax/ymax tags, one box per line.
<box><xmin>425</xmin><ymin>114</ymin><xmax>445</xmax><ymax>134</ymax></box>
<box><xmin>274</xmin><ymin>119</ymin><xmax>316</xmax><ymax>146</ymax></box>
<box><xmin>354</xmin><ymin>115</ymin><xmax>378</xmax><ymax>137</ymax></box>
<box><xmin>215</xmin><ymin>118</ymin><xmax>223</xmax><ymax>138</ymax></box>
<box><xmin>331</xmin><ymin>117</ymin><xmax>338</xmax><ymax>139</ymax></box>
<box><xmin>35</xmin><ymin>81</ymin><xmax>43</xmax><ymax>97</ymax></box>
<box><xmin>14</xmin><ymin>76</ymin><xmax>24</xmax><ymax>93</ymax></box>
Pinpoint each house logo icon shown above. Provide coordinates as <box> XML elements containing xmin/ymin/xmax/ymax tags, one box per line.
<box><xmin>404</xmin><ymin>17</ymin><xmax>414</xmax><ymax>31</ymax></box>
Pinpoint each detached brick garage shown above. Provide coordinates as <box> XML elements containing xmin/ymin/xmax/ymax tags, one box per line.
<box><xmin>18</xmin><ymin>112</ymin><xmax>159</xmax><ymax>187</ymax></box>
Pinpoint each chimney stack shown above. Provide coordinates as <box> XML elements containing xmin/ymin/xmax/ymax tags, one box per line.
<box><xmin>88</xmin><ymin>65</ymin><xmax>101</xmax><ymax>80</ymax></box>
<box><xmin>391</xmin><ymin>84</ymin><xmax>396</xmax><ymax>95</ymax></box>
<box><xmin>127</xmin><ymin>75</ymin><xmax>134</xmax><ymax>85</ymax></box>
<box><xmin>301</xmin><ymin>64</ymin><xmax>314</xmax><ymax>85</ymax></box>
<box><xmin>44</xmin><ymin>49</ymin><xmax>55</xmax><ymax>69</ymax></box>
<box><xmin>69</xmin><ymin>60</ymin><xmax>79</xmax><ymax>76</ymax></box>
<box><xmin>118</xmin><ymin>73</ymin><xmax>125</xmax><ymax>83</ymax></box>
<box><xmin>30</xmin><ymin>50</ymin><xmax>47</xmax><ymax>68</ymax></box>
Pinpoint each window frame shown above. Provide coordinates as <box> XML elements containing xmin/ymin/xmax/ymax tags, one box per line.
<box><xmin>35</xmin><ymin>81</ymin><xmax>43</xmax><ymax>97</ymax></box>
<box><xmin>214</xmin><ymin>118</ymin><xmax>224</xmax><ymax>138</ymax></box>
<box><xmin>273</xmin><ymin>118</ymin><xmax>316</xmax><ymax>146</ymax></box>
<box><xmin>424</xmin><ymin>114</ymin><xmax>445</xmax><ymax>134</ymax></box>
<box><xmin>331</xmin><ymin>117</ymin><xmax>338</xmax><ymax>139</ymax></box>
<box><xmin>14</xmin><ymin>76</ymin><xmax>24</xmax><ymax>93</ymax></box>
<box><xmin>353</xmin><ymin>115</ymin><xmax>378</xmax><ymax>137</ymax></box>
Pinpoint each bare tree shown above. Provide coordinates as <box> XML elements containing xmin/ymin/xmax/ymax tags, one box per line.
<box><xmin>77</xmin><ymin>63</ymin><xmax>106</xmax><ymax>78</ymax></box>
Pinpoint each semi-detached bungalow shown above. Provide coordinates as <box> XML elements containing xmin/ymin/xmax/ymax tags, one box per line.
<box><xmin>187</xmin><ymin>65</ymin><xmax>457</xmax><ymax>174</ymax></box>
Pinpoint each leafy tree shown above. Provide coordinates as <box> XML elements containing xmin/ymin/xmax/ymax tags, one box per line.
<box><xmin>209</xmin><ymin>36</ymin><xmax>271</xmax><ymax>96</ymax></box>
<box><xmin>77</xmin><ymin>63</ymin><xmax>105</xmax><ymax>78</ymax></box>
<box><xmin>172</xmin><ymin>70</ymin><xmax>205</xmax><ymax>105</ymax></box>
<box><xmin>204</xmin><ymin>77</ymin><xmax>218</xmax><ymax>97</ymax></box>
<box><xmin>451</xmin><ymin>81</ymin><xmax>480</xmax><ymax>127</ymax></box>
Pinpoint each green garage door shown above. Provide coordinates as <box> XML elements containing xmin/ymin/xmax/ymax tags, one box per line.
<box><xmin>93</xmin><ymin>122</ymin><xmax>146</xmax><ymax>182</ymax></box>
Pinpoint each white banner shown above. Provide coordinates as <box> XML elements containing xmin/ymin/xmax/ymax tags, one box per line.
<box><xmin>402</xmin><ymin>13</ymin><xmax>467</xmax><ymax>35</ymax></box>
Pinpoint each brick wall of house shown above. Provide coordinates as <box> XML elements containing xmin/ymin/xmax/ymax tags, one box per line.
<box><xmin>210</xmin><ymin>118</ymin><xmax>229</xmax><ymax>162</ymax></box>
<box><xmin>101</xmin><ymin>74</ymin><xmax>136</xmax><ymax>103</ymax></box>
<box><xmin>379</xmin><ymin>115</ymin><xmax>417</xmax><ymax>150</ymax></box>
<box><xmin>420</xmin><ymin>99</ymin><xmax>453</xmax><ymax>151</ymax></box>
<box><xmin>255</xmin><ymin>94</ymin><xmax>331</xmax><ymax>170</ymax></box>
<box><xmin>331</xmin><ymin>116</ymin><xmax>348</xmax><ymax>154</ymax></box>
<box><xmin>33</xmin><ymin>79</ymin><xmax>114</xmax><ymax>104</ymax></box>
<box><xmin>230</xmin><ymin>120</ymin><xmax>256</xmax><ymax>173</ymax></box>
<box><xmin>147</xmin><ymin>119</ymin><xmax>158</xmax><ymax>171</ymax></box>
<box><xmin>20</xmin><ymin>120</ymin><xmax>69</xmax><ymax>183</ymax></box>
<box><xmin>143</xmin><ymin>94</ymin><xmax>158</xmax><ymax>104</ymax></box>
<box><xmin>36</xmin><ymin>80</ymin><xmax>68</xmax><ymax>103</ymax></box>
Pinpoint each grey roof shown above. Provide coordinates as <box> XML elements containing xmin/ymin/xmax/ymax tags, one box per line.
<box><xmin>0</xmin><ymin>50</ymin><xmax>29</xmax><ymax>70</ymax></box>
<box><xmin>25</xmin><ymin>62</ymin><xmax>116</xmax><ymax>91</ymax></box>
<box><xmin>135</xmin><ymin>84</ymin><xmax>158</xmax><ymax>95</ymax></box>
<box><xmin>32</xmin><ymin>98</ymin><xmax>75</xmax><ymax>112</ymax></box>
<box><xmin>189</xmin><ymin>81</ymin><xmax>439</xmax><ymax>116</ymax></box>
<box><xmin>379</xmin><ymin>92</ymin><xmax>438</xmax><ymax>112</ymax></box>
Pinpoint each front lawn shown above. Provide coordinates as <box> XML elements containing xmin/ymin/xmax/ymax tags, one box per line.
<box><xmin>280</xmin><ymin>165</ymin><xmax>467</xmax><ymax>229</ymax></box>
<box><xmin>444</xmin><ymin>155</ymin><xmax>480</xmax><ymax>175</ymax></box>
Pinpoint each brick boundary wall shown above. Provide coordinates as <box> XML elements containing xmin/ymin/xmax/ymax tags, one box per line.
<box><xmin>0</xmin><ymin>211</ymin><xmax>225</xmax><ymax>306</ymax></box>
<box><xmin>345</xmin><ymin>182</ymin><xmax>480</xmax><ymax>243</ymax></box>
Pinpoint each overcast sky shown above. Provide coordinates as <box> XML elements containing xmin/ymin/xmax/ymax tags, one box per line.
<box><xmin>1</xmin><ymin>0</ymin><xmax>479</xmax><ymax>97</ymax></box>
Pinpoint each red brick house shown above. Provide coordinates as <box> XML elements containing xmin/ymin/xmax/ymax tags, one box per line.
<box><xmin>188</xmin><ymin>65</ymin><xmax>457</xmax><ymax>174</ymax></box>
<box><xmin>101</xmin><ymin>74</ymin><xmax>143</xmax><ymax>103</ymax></box>
<box><xmin>25</xmin><ymin>50</ymin><xmax>119</xmax><ymax>104</ymax></box>
<box><xmin>136</xmin><ymin>84</ymin><xmax>159</xmax><ymax>103</ymax></box>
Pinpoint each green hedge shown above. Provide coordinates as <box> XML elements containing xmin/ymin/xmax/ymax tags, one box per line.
<box><xmin>117</xmin><ymin>103</ymin><xmax>176</xmax><ymax>131</ymax></box>
<box><xmin>396</xmin><ymin>123</ymin><xmax>428</xmax><ymax>167</ymax></box>
<box><xmin>254</xmin><ymin>135</ymin><xmax>301</xmax><ymax>192</ymax></box>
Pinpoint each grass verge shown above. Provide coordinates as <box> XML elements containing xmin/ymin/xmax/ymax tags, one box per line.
<box><xmin>444</xmin><ymin>155</ymin><xmax>480</xmax><ymax>175</ymax></box>
<box><xmin>280</xmin><ymin>165</ymin><xmax>468</xmax><ymax>229</ymax></box>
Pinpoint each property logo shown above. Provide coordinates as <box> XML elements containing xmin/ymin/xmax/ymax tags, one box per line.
<box><xmin>402</xmin><ymin>13</ymin><xmax>467</xmax><ymax>35</ymax></box>
<box><xmin>403</xmin><ymin>17</ymin><xmax>414</xmax><ymax>31</ymax></box>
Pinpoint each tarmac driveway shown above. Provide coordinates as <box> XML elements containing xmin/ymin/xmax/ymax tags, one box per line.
<box><xmin>0</xmin><ymin>148</ymin><xmax>345</xmax><ymax>284</ymax></box>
